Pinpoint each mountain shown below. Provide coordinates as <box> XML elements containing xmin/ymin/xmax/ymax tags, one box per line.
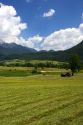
<box><xmin>20</xmin><ymin>41</ymin><xmax>83</xmax><ymax>61</ymax></box>
<box><xmin>0</xmin><ymin>41</ymin><xmax>83</xmax><ymax>61</ymax></box>
<box><xmin>19</xmin><ymin>41</ymin><xmax>83</xmax><ymax>61</ymax></box>
<box><xmin>58</xmin><ymin>41</ymin><xmax>83</xmax><ymax>61</ymax></box>
<box><xmin>0</xmin><ymin>42</ymin><xmax>37</xmax><ymax>60</ymax></box>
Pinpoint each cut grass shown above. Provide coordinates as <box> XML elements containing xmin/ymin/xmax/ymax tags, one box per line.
<box><xmin>0</xmin><ymin>66</ymin><xmax>69</xmax><ymax>77</ymax></box>
<box><xmin>0</xmin><ymin>73</ymin><xmax>83</xmax><ymax>125</ymax></box>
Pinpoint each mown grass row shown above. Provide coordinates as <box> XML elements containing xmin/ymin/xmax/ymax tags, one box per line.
<box><xmin>0</xmin><ymin>75</ymin><xmax>83</xmax><ymax>125</ymax></box>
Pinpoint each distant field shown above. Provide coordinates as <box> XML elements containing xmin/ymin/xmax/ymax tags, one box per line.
<box><xmin>0</xmin><ymin>66</ymin><xmax>69</xmax><ymax>77</ymax></box>
<box><xmin>0</xmin><ymin>59</ymin><xmax>62</xmax><ymax>65</ymax></box>
<box><xmin>0</xmin><ymin>73</ymin><xmax>83</xmax><ymax>125</ymax></box>
<box><xmin>0</xmin><ymin>59</ymin><xmax>66</xmax><ymax>68</ymax></box>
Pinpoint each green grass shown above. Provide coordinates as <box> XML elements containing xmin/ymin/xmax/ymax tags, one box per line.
<box><xmin>0</xmin><ymin>73</ymin><xmax>83</xmax><ymax>125</ymax></box>
<box><xmin>0</xmin><ymin>66</ymin><xmax>68</xmax><ymax>77</ymax></box>
<box><xmin>0</xmin><ymin>66</ymin><xmax>34</xmax><ymax>77</ymax></box>
<box><xmin>0</xmin><ymin>70</ymin><xmax>31</xmax><ymax>77</ymax></box>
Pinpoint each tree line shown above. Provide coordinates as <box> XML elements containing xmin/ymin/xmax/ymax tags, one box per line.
<box><xmin>0</xmin><ymin>54</ymin><xmax>83</xmax><ymax>76</ymax></box>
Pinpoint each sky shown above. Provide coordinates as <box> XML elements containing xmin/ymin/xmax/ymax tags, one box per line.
<box><xmin>0</xmin><ymin>0</ymin><xmax>83</xmax><ymax>51</ymax></box>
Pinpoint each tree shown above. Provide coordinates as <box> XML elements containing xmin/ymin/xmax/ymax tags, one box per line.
<box><xmin>32</xmin><ymin>64</ymin><xmax>38</xmax><ymax>74</ymax></box>
<box><xmin>69</xmin><ymin>54</ymin><xmax>80</xmax><ymax>76</ymax></box>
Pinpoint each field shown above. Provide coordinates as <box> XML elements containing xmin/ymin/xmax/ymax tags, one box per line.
<box><xmin>0</xmin><ymin>66</ymin><xmax>68</xmax><ymax>77</ymax></box>
<box><xmin>0</xmin><ymin>68</ymin><xmax>83</xmax><ymax>125</ymax></box>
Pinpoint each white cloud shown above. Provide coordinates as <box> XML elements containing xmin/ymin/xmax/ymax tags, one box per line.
<box><xmin>25</xmin><ymin>35</ymin><xmax>43</xmax><ymax>50</ymax></box>
<box><xmin>0</xmin><ymin>3</ymin><xmax>83</xmax><ymax>51</ymax></box>
<box><xmin>0</xmin><ymin>3</ymin><xmax>27</xmax><ymax>43</ymax></box>
<box><xmin>40</xmin><ymin>24</ymin><xmax>83</xmax><ymax>51</ymax></box>
<box><xmin>23</xmin><ymin>24</ymin><xmax>83</xmax><ymax>51</ymax></box>
<box><xmin>43</xmin><ymin>9</ymin><xmax>55</xmax><ymax>17</ymax></box>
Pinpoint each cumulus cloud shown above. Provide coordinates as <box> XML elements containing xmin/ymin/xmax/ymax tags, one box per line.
<box><xmin>25</xmin><ymin>35</ymin><xmax>43</xmax><ymax>50</ymax></box>
<box><xmin>40</xmin><ymin>24</ymin><xmax>83</xmax><ymax>51</ymax></box>
<box><xmin>0</xmin><ymin>3</ymin><xmax>27</xmax><ymax>43</ymax></box>
<box><xmin>22</xmin><ymin>23</ymin><xmax>83</xmax><ymax>51</ymax></box>
<box><xmin>43</xmin><ymin>9</ymin><xmax>55</xmax><ymax>17</ymax></box>
<box><xmin>0</xmin><ymin>3</ymin><xmax>83</xmax><ymax>51</ymax></box>
<box><xmin>23</xmin><ymin>24</ymin><xmax>83</xmax><ymax>51</ymax></box>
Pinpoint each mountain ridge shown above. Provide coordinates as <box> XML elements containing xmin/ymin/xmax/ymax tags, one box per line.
<box><xmin>0</xmin><ymin>42</ymin><xmax>37</xmax><ymax>55</ymax></box>
<box><xmin>0</xmin><ymin>41</ymin><xmax>83</xmax><ymax>61</ymax></box>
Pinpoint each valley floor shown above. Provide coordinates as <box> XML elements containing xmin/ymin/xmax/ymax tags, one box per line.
<box><xmin>0</xmin><ymin>74</ymin><xmax>83</xmax><ymax>125</ymax></box>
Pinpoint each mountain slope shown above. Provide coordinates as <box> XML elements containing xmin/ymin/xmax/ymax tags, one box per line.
<box><xmin>0</xmin><ymin>42</ymin><xmax>37</xmax><ymax>59</ymax></box>
<box><xmin>19</xmin><ymin>41</ymin><xmax>83</xmax><ymax>61</ymax></box>
<box><xmin>55</xmin><ymin>40</ymin><xmax>83</xmax><ymax>61</ymax></box>
<box><xmin>20</xmin><ymin>41</ymin><xmax>83</xmax><ymax>61</ymax></box>
<box><xmin>0</xmin><ymin>41</ymin><xmax>83</xmax><ymax>61</ymax></box>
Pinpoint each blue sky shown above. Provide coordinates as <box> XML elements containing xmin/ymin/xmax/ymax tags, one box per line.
<box><xmin>0</xmin><ymin>0</ymin><xmax>83</xmax><ymax>36</ymax></box>
<box><xmin>0</xmin><ymin>0</ymin><xmax>83</xmax><ymax>50</ymax></box>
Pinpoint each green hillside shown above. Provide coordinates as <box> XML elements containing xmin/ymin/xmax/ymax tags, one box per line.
<box><xmin>0</xmin><ymin>41</ymin><xmax>83</xmax><ymax>61</ymax></box>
